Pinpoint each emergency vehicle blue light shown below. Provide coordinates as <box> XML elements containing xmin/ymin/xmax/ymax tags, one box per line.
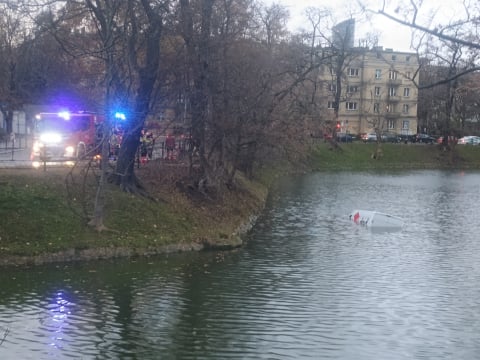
<box><xmin>58</xmin><ymin>111</ymin><xmax>71</xmax><ymax>120</ymax></box>
<box><xmin>114</xmin><ymin>112</ymin><xmax>126</xmax><ymax>121</ymax></box>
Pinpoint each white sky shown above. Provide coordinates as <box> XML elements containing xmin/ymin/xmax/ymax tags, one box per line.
<box><xmin>274</xmin><ymin>0</ymin><xmax>468</xmax><ymax>52</ymax></box>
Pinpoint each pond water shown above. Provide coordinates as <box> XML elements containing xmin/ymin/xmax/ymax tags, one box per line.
<box><xmin>1</xmin><ymin>170</ymin><xmax>480</xmax><ymax>359</ymax></box>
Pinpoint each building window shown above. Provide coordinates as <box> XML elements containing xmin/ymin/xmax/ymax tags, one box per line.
<box><xmin>388</xmin><ymin>119</ymin><xmax>396</xmax><ymax>129</ymax></box>
<box><xmin>406</xmin><ymin>55</ymin><xmax>410</xmax><ymax>62</ymax></box>
<box><xmin>347</xmin><ymin>85</ymin><xmax>358</xmax><ymax>93</ymax></box>
<box><xmin>392</xmin><ymin>55</ymin><xmax>397</xmax><ymax>61</ymax></box>
<box><xmin>375</xmin><ymin>87</ymin><xmax>381</xmax><ymax>96</ymax></box>
<box><xmin>375</xmin><ymin>69</ymin><xmax>381</xmax><ymax>79</ymax></box>
<box><xmin>389</xmin><ymin>87</ymin><xmax>396</xmax><ymax>96</ymax></box>
<box><xmin>345</xmin><ymin>102</ymin><xmax>357</xmax><ymax>110</ymax></box>
<box><xmin>374</xmin><ymin>103</ymin><xmax>380</xmax><ymax>113</ymax></box>
<box><xmin>402</xmin><ymin>104</ymin><xmax>409</xmax><ymax>114</ymax></box>
<box><xmin>327</xmin><ymin>83</ymin><xmax>337</xmax><ymax>92</ymax></box>
<box><xmin>348</xmin><ymin>68</ymin><xmax>359</xmax><ymax>77</ymax></box>
<box><xmin>403</xmin><ymin>87</ymin><xmax>410</xmax><ymax>97</ymax></box>
<box><xmin>402</xmin><ymin>120</ymin><xmax>410</xmax><ymax>130</ymax></box>
<box><xmin>405</xmin><ymin>71</ymin><xmax>411</xmax><ymax>79</ymax></box>
<box><xmin>386</xmin><ymin>104</ymin><xmax>396</xmax><ymax>113</ymax></box>
<box><xmin>389</xmin><ymin>70</ymin><xmax>398</xmax><ymax>80</ymax></box>
<box><xmin>327</xmin><ymin>101</ymin><xmax>337</xmax><ymax>109</ymax></box>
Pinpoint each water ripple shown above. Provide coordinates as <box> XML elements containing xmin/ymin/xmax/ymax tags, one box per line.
<box><xmin>2</xmin><ymin>171</ymin><xmax>480</xmax><ymax>359</ymax></box>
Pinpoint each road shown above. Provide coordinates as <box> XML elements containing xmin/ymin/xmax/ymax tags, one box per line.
<box><xmin>0</xmin><ymin>136</ymin><xmax>176</xmax><ymax>169</ymax></box>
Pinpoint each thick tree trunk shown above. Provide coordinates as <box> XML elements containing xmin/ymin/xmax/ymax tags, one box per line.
<box><xmin>112</xmin><ymin>0</ymin><xmax>162</xmax><ymax>193</ymax></box>
<box><xmin>114</xmin><ymin>127</ymin><xmax>142</xmax><ymax>191</ymax></box>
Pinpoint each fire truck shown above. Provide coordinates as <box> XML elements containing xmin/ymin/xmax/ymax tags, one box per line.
<box><xmin>31</xmin><ymin>111</ymin><xmax>104</xmax><ymax>161</ymax></box>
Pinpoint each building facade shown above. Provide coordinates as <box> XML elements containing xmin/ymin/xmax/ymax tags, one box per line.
<box><xmin>320</xmin><ymin>47</ymin><xmax>419</xmax><ymax>136</ymax></box>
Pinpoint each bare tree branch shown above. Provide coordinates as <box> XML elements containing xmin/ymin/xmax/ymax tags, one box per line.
<box><xmin>377</xmin><ymin>9</ymin><xmax>480</xmax><ymax>50</ymax></box>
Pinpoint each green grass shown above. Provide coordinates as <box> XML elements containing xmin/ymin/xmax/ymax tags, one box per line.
<box><xmin>309</xmin><ymin>142</ymin><xmax>480</xmax><ymax>170</ymax></box>
<box><xmin>0</xmin><ymin>177</ymin><xmax>85</xmax><ymax>255</ymax></box>
<box><xmin>0</xmin><ymin>165</ymin><xmax>267</xmax><ymax>259</ymax></box>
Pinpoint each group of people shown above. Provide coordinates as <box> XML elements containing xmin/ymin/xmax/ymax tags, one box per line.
<box><xmin>139</xmin><ymin>130</ymin><xmax>176</xmax><ymax>163</ymax></box>
<box><xmin>163</xmin><ymin>133</ymin><xmax>200</xmax><ymax>161</ymax></box>
<box><xmin>140</xmin><ymin>130</ymin><xmax>155</xmax><ymax>164</ymax></box>
<box><xmin>111</xmin><ymin>130</ymin><xmax>198</xmax><ymax>164</ymax></box>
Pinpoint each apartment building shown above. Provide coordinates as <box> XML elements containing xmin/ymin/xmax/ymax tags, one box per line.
<box><xmin>321</xmin><ymin>47</ymin><xmax>419</xmax><ymax>137</ymax></box>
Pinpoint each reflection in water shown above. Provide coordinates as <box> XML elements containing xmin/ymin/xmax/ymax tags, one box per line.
<box><xmin>44</xmin><ymin>291</ymin><xmax>73</xmax><ymax>350</ymax></box>
<box><xmin>1</xmin><ymin>170</ymin><xmax>480</xmax><ymax>359</ymax></box>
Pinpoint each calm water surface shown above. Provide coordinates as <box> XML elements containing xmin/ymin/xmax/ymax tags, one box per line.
<box><xmin>1</xmin><ymin>170</ymin><xmax>480</xmax><ymax>359</ymax></box>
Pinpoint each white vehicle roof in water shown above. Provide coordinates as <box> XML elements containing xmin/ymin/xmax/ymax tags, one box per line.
<box><xmin>349</xmin><ymin>210</ymin><xmax>404</xmax><ymax>229</ymax></box>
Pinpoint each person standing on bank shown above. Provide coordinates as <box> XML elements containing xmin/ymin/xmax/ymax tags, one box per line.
<box><xmin>165</xmin><ymin>133</ymin><xmax>176</xmax><ymax>160</ymax></box>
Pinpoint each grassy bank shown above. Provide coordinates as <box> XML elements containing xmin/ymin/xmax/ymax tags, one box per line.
<box><xmin>309</xmin><ymin>142</ymin><xmax>480</xmax><ymax>170</ymax></box>
<box><xmin>0</xmin><ymin>162</ymin><xmax>268</xmax><ymax>265</ymax></box>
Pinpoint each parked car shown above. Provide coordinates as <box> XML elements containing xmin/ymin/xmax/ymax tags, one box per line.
<box><xmin>336</xmin><ymin>132</ymin><xmax>354</xmax><ymax>142</ymax></box>
<box><xmin>361</xmin><ymin>133</ymin><xmax>377</xmax><ymax>142</ymax></box>
<box><xmin>415</xmin><ymin>133</ymin><xmax>436</xmax><ymax>144</ymax></box>
<box><xmin>398</xmin><ymin>134</ymin><xmax>416</xmax><ymax>143</ymax></box>
<box><xmin>381</xmin><ymin>132</ymin><xmax>401</xmax><ymax>143</ymax></box>
<box><xmin>457</xmin><ymin>136</ymin><xmax>480</xmax><ymax>145</ymax></box>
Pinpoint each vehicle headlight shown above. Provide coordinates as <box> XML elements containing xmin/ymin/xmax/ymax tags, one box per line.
<box><xmin>33</xmin><ymin>141</ymin><xmax>44</xmax><ymax>152</ymax></box>
<box><xmin>39</xmin><ymin>132</ymin><xmax>62</xmax><ymax>144</ymax></box>
<box><xmin>65</xmin><ymin>146</ymin><xmax>75</xmax><ymax>156</ymax></box>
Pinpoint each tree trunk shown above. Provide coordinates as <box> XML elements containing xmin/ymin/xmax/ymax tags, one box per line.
<box><xmin>115</xmin><ymin>127</ymin><xmax>142</xmax><ymax>191</ymax></box>
<box><xmin>112</xmin><ymin>0</ymin><xmax>163</xmax><ymax>193</ymax></box>
<box><xmin>88</xmin><ymin>127</ymin><xmax>110</xmax><ymax>231</ymax></box>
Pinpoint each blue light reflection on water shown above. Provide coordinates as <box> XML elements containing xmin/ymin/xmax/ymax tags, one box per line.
<box><xmin>44</xmin><ymin>290</ymin><xmax>77</xmax><ymax>351</ymax></box>
<box><xmin>1</xmin><ymin>170</ymin><xmax>480</xmax><ymax>359</ymax></box>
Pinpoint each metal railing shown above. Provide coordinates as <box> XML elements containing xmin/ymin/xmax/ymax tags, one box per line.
<box><xmin>0</xmin><ymin>134</ymin><xmax>31</xmax><ymax>164</ymax></box>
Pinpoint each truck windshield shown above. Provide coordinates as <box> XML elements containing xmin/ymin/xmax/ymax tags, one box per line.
<box><xmin>37</xmin><ymin>114</ymin><xmax>91</xmax><ymax>133</ymax></box>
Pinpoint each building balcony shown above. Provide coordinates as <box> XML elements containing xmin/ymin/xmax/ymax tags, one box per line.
<box><xmin>387</xmin><ymin>79</ymin><xmax>403</xmax><ymax>86</ymax></box>
<box><xmin>385</xmin><ymin>112</ymin><xmax>401</xmax><ymax>118</ymax></box>
<box><xmin>387</xmin><ymin>95</ymin><xmax>401</xmax><ymax>102</ymax></box>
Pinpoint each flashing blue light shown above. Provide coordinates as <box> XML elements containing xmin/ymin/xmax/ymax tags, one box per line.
<box><xmin>58</xmin><ymin>111</ymin><xmax>71</xmax><ymax>120</ymax></box>
<box><xmin>114</xmin><ymin>112</ymin><xmax>126</xmax><ymax>121</ymax></box>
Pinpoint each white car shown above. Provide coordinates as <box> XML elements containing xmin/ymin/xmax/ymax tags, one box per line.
<box><xmin>457</xmin><ymin>136</ymin><xmax>480</xmax><ymax>145</ymax></box>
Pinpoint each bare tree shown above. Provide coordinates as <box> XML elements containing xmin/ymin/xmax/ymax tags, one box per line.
<box><xmin>83</xmin><ymin>0</ymin><xmax>164</xmax><ymax>229</ymax></box>
<box><xmin>297</xmin><ymin>10</ymin><xmax>372</xmax><ymax>144</ymax></box>
<box><xmin>251</xmin><ymin>2</ymin><xmax>289</xmax><ymax>49</ymax></box>
<box><xmin>362</xmin><ymin>0</ymin><xmax>480</xmax><ymax>148</ymax></box>
<box><xmin>454</xmin><ymin>73</ymin><xmax>480</xmax><ymax>134</ymax></box>
<box><xmin>0</xmin><ymin>3</ymin><xmax>29</xmax><ymax>135</ymax></box>
<box><xmin>23</xmin><ymin>0</ymin><xmax>166</xmax><ymax>229</ymax></box>
<box><xmin>362</xmin><ymin>89</ymin><xmax>390</xmax><ymax>159</ymax></box>
<box><xmin>365</xmin><ymin>2</ymin><xmax>480</xmax><ymax>82</ymax></box>
<box><xmin>179</xmin><ymin>0</ymin><xmax>215</xmax><ymax>191</ymax></box>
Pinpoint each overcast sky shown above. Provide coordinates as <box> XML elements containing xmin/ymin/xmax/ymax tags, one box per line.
<box><xmin>274</xmin><ymin>0</ymin><xmax>467</xmax><ymax>52</ymax></box>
